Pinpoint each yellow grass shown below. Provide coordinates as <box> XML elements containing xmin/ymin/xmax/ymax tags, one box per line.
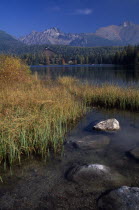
<box><xmin>0</xmin><ymin>78</ymin><xmax>86</xmax><ymax>167</ymax></box>
<box><xmin>0</xmin><ymin>55</ymin><xmax>139</xmax><ymax>170</ymax></box>
<box><xmin>58</xmin><ymin>76</ymin><xmax>139</xmax><ymax>111</ymax></box>
<box><xmin>0</xmin><ymin>56</ymin><xmax>86</xmax><ymax>168</ymax></box>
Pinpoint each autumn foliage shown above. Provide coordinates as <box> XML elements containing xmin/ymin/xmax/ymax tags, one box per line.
<box><xmin>0</xmin><ymin>55</ymin><xmax>30</xmax><ymax>84</ymax></box>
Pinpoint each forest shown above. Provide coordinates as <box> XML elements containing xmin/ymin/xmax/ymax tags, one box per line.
<box><xmin>19</xmin><ymin>45</ymin><xmax>139</xmax><ymax>66</ymax></box>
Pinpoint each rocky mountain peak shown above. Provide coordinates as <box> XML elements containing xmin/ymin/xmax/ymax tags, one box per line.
<box><xmin>44</xmin><ymin>27</ymin><xmax>62</xmax><ymax>36</ymax></box>
<box><xmin>31</xmin><ymin>30</ymin><xmax>37</xmax><ymax>34</ymax></box>
<box><xmin>51</xmin><ymin>27</ymin><xmax>61</xmax><ymax>32</ymax></box>
<box><xmin>19</xmin><ymin>21</ymin><xmax>139</xmax><ymax>46</ymax></box>
<box><xmin>120</xmin><ymin>21</ymin><xmax>134</xmax><ymax>27</ymax></box>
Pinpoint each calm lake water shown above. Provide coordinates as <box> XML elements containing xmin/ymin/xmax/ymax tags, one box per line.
<box><xmin>0</xmin><ymin>65</ymin><xmax>139</xmax><ymax>209</ymax></box>
<box><xmin>1</xmin><ymin>108</ymin><xmax>139</xmax><ymax>209</ymax></box>
<box><xmin>31</xmin><ymin>64</ymin><xmax>139</xmax><ymax>87</ymax></box>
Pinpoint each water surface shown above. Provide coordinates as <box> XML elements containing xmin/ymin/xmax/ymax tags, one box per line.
<box><xmin>31</xmin><ymin>64</ymin><xmax>139</xmax><ymax>87</ymax></box>
<box><xmin>0</xmin><ymin>109</ymin><xmax>139</xmax><ymax>209</ymax></box>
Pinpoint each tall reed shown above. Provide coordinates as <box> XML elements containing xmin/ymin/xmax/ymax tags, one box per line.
<box><xmin>0</xmin><ymin>80</ymin><xmax>86</xmax><ymax>167</ymax></box>
<box><xmin>58</xmin><ymin>76</ymin><xmax>139</xmax><ymax>111</ymax></box>
<box><xmin>0</xmin><ymin>56</ymin><xmax>87</xmax><ymax>168</ymax></box>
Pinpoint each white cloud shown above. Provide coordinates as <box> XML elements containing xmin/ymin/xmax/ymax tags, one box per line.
<box><xmin>75</xmin><ymin>8</ymin><xmax>93</xmax><ymax>15</ymax></box>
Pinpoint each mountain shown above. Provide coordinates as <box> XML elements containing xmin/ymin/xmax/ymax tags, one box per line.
<box><xmin>19</xmin><ymin>21</ymin><xmax>139</xmax><ymax>47</ymax></box>
<box><xmin>19</xmin><ymin>27</ymin><xmax>121</xmax><ymax>47</ymax></box>
<box><xmin>70</xmin><ymin>34</ymin><xmax>121</xmax><ymax>47</ymax></box>
<box><xmin>0</xmin><ymin>30</ymin><xmax>24</xmax><ymax>53</ymax></box>
<box><xmin>96</xmin><ymin>21</ymin><xmax>139</xmax><ymax>45</ymax></box>
<box><xmin>0</xmin><ymin>22</ymin><xmax>139</xmax><ymax>51</ymax></box>
<box><xmin>20</xmin><ymin>27</ymin><xmax>79</xmax><ymax>45</ymax></box>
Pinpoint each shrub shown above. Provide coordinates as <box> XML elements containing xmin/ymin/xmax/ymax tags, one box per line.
<box><xmin>0</xmin><ymin>55</ymin><xmax>30</xmax><ymax>84</ymax></box>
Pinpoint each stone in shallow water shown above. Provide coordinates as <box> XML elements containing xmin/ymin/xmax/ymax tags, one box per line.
<box><xmin>98</xmin><ymin>186</ymin><xmax>139</xmax><ymax>210</ymax></box>
<box><xmin>69</xmin><ymin>135</ymin><xmax>110</xmax><ymax>150</ymax></box>
<box><xmin>66</xmin><ymin>164</ymin><xmax>125</xmax><ymax>192</ymax></box>
<box><xmin>93</xmin><ymin>119</ymin><xmax>120</xmax><ymax>131</ymax></box>
<box><xmin>66</xmin><ymin>164</ymin><xmax>110</xmax><ymax>183</ymax></box>
<box><xmin>129</xmin><ymin>147</ymin><xmax>139</xmax><ymax>160</ymax></box>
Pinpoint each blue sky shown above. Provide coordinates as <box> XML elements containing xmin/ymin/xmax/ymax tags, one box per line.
<box><xmin>0</xmin><ymin>0</ymin><xmax>139</xmax><ymax>37</ymax></box>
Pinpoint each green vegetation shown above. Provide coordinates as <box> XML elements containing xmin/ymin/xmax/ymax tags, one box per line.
<box><xmin>59</xmin><ymin>77</ymin><xmax>139</xmax><ymax>111</ymax></box>
<box><xmin>20</xmin><ymin>45</ymin><xmax>123</xmax><ymax>65</ymax></box>
<box><xmin>1</xmin><ymin>42</ymin><xmax>123</xmax><ymax>65</ymax></box>
<box><xmin>19</xmin><ymin>45</ymin><xmax>139</xmax><ymax>66</ymax></box>
<box><xmin>1</xmin><ymin>36</ymin><xmax>139</xmax><ymax>66</ymax></box>
<box><xmin>0</xmin><ymin>56</ymin><xmax>86</xmax><ymax>169</ymax></box>
<box><xmin>113</xmin><ymin>45</ymin><xmax>139</xmax><ymax>65</ymax></box>
<box><xmin>0</xmin><ymin>55</ymin><xmax>139</xmax><ymax>171</ymax></box>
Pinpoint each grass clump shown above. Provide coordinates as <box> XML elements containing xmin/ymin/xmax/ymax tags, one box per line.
<box><xmin>0</xmin><ymin>55</ymin><xmax>30</xmax><ymax>85</ymax></box>
<box><xmin>0</xmin><ymin>57</ymin><xmax>86</xmax><ymax>168</ymax></box>
<box><xmin>0</xmin><ymin>83</ymin><xmax>85</xmax><ymax>166</ymax></box>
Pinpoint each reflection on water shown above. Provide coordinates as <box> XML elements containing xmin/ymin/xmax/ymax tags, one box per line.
<box><xmin>31</xmin><ymin>64</ymin><xmax>139</xmax><ymax>87</ymax></box>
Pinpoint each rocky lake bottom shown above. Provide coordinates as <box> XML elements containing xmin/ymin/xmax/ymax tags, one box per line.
<box><xmin>0</xmin><ymin>108</ymin><xmax>139</xmax><ymax>209</ymax></box>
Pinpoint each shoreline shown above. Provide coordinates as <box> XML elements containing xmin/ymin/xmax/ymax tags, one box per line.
<box><xmin>0</xmin><ymin>74</ymin><xmax>139</xmax><ymax>170</ymax></box>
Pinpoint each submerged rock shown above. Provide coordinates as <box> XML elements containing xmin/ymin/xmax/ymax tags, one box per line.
<box><xmin>98</xmin><ymin>186</ymin><xmax>139</xmax><ymax>210</ymax></box>
<box><xmin>66</xmin><ymin>164</ymin><xmax>125</xmax><ymax>192</ymax></box>
<box><xmin>66</xmin><ymin>164</ymin><xmax>110</xmax><ymax>183</ymax></box>
<box><xmin>93</xmin><ymin>119</ymin><xmax>120</xmax><ymax>131</ymax></box>
<box><xmin>129</xmin><ymin>147</ymin><xmax>139</xmax><ymax>160</ymax></box>
<box><xmin>69</xmin><ymin>135</ymin><xmax>110</xmax><ymax>150</ymax></box>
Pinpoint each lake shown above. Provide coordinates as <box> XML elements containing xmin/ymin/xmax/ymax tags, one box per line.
<box><xmin>0</xmin><ymin>65</ymin><xmax>139</xmax><ymax>209</ymax></box>
<box><xmin>31</xmin><ymin>64</ymin><xmax>139</xmax><ymax>87</ymax></box>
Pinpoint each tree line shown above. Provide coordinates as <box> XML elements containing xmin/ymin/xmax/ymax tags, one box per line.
<box><xmin>19</xmin><ymin>45</ymin><xmax>123</xmax><ymax>65</ymax></box>
<box><xmin>112</xmin><ymin>45</ymin><xmax>139</xmax><ymax>65</ymax></box>
<box><xmin>2</xmin><ymin>43</ymin><xmax>139</xmax><ymax>66</ymax></box>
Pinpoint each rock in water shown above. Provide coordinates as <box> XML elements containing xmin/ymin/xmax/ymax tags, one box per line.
<box><xmin>66</xmin><ymin>164</ymin><xmax>125</xmax><ymax>193</ymax></box>
<box><xmin>66</xmin><ymin>164</ymin><xmax>111</xmax><ymax>185</ymax></box>
<box><xmin>98</xmin><ymin>186</ymin><xmax>139</xmax><ymax>210</ymax></box>
<box><xmin>93</xmin><ymin>119</ymin><xmax>120</xmax><ymax>131</ymax></box>
<box><xmin>68</xmin><ymin>135</ymin><xmax>110</xmax><ymax>150</ymax></box>
<box><xmin>129</xmin><ymin>147</ymin><xmax>139</xmax><ymax>160</ymax></box>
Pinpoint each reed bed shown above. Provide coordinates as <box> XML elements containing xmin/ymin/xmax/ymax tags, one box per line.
<box><xmin>0</xmin><ymin>80</ymin><xmax>86</xmax><ymax>167</ymax></box>
<box><xmin>0</xmin><ymin>56</ymin><xmax>87</xmax><ymax>168</ymax></box>
<box><xmin>0</xmin><ymin>55</ymin><xmax>139</xmax><ymax>169</ymax></box>
<box><xmin>58</xmin><ymin>76</ymin><xmax>139</xmax><ymax>111</ymax></box>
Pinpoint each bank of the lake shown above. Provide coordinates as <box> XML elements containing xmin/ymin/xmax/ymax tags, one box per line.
<box><xmin>1</xmin><ymin>74</ymin><xmax>139</xmax><ymax>170</ymax></box>
<box><xmin>0</xmin><ymin>58</ymin><xmax>139</xmax><ymax>170</ymax></box>
<box><xmin>1</xmin><ymin>57</ymin><xmax>139</xmax><ymax>209</ymax></box>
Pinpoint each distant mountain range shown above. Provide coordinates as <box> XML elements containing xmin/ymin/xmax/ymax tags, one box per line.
<box><xmin>19</xmin><ymin>21</ymin><xmax>139</xmax><ymax>47</ymax></box>
<box><xmin>0</xmin><ymin>21</ymin><xmax>139</xmax><ymax>54</ymax></box>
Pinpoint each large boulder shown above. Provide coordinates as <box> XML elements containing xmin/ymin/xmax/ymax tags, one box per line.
<box><xmin>66</xmin><ymin>164</ymin><xmax>125</xmax><ymax>192</ymax></box>
<box><xmin>93</xmin><ymin>119</ymin><xmax>120</xmax><ymax>131</ymax></box>
<box><xmin>98</xmin><ymin>186</ymin><xmax>139</xmax><ymax>210</ymax></box>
